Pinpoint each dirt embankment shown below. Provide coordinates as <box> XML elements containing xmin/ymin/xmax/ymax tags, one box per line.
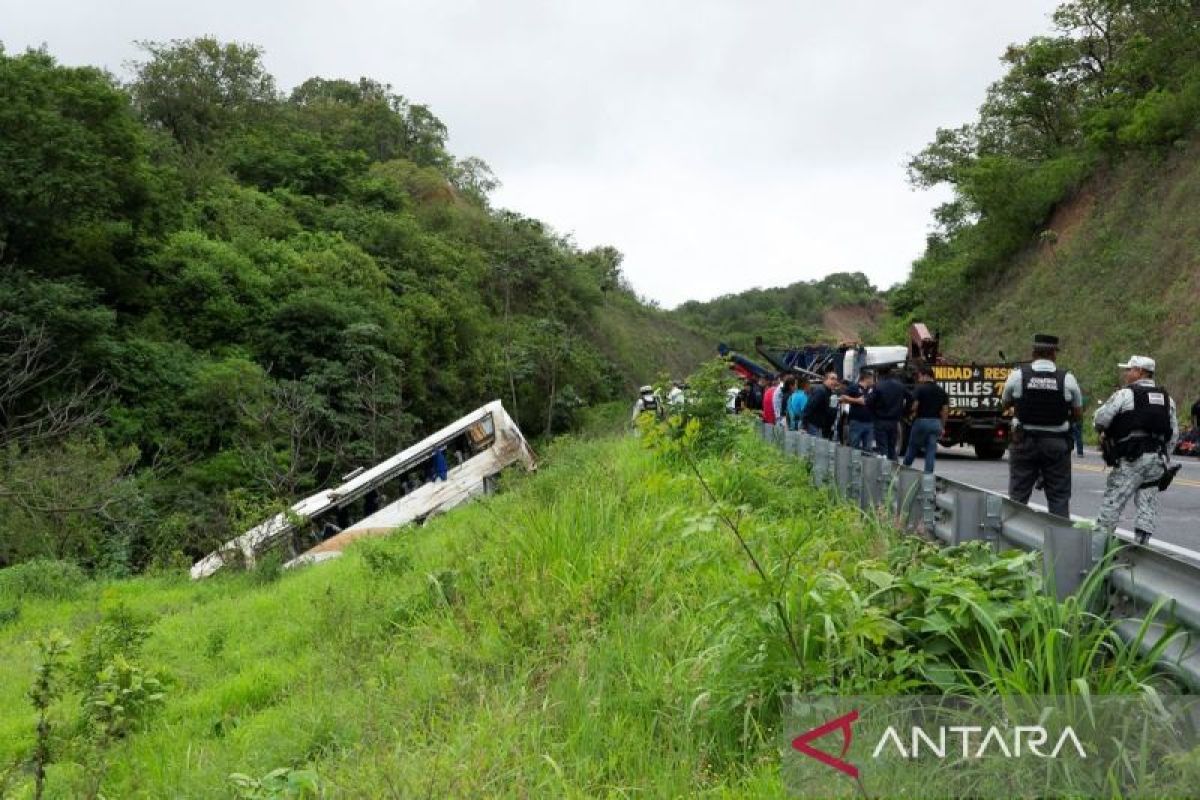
<box><xmin>821</xmin><ymin>302</ymin><xmax>885</xmax><ymax>342</ymax></box>
<box><xmin>944</xmin><ymin>138</ymin><xmax>1200</xmax><ymax>410</ymax></box>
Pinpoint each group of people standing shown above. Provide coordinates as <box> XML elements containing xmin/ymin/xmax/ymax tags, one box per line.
<box><xmin>998</xmin><ymin>334</ymin><xmax>1181</xmax><ymax>545</ymax></box>
<box><xmin>744</xmin><ymin>365</ymin><xmax>950</xmax><ymax>472</ymax></box>
<box><xmin>739</xmin><ymin>331</ymin><xmax>1184</xmax><ymax>545</ymax></box>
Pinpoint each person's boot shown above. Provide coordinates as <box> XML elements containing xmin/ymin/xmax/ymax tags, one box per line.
<box><xmin>1135</xmin><ymin>528</ymin><xmax>1152</xmax><ymax>546</ymax></box>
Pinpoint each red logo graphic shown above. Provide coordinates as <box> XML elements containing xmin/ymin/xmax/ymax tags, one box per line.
<box><xmin>791</xmin><ymin>710</ymin><xmax>860</xmax><ymax>779</ymax></box>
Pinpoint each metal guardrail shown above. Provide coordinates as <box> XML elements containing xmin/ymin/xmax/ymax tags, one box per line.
<box><xmin>757</xmin><ymin>422</ymin><xmax>1200</xmax><ymax>688</ymax></box>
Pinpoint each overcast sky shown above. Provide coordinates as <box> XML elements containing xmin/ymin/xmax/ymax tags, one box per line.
<box><xmin>4</xmin><ymin>0</ymin><xmax>1060</xmax><ymax>307</ymax></box>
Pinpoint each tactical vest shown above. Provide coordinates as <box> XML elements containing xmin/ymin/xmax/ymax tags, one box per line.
<box><xmin>1015</xmin><ymin>366</ymin><xmax>1071</xmax><ymax>426</ymax></box>
<box><xmin>640</xmin><ymin>395</ymin><xmax>658</xmax><ymax>413</ymax></box>
<box><xmin>1107</xmin><ymin>384</ymin><xmax>1171</xmax><ymax>445</ymax></box>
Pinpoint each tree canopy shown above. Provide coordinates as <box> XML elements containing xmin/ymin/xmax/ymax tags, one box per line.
<box><xmin>0</xmin><ymin>38</ymin><xmax>663</xmax><ymax>573</ymax></box>
<box><xmin>895</xmin><ymin>0</ymin><xmax>1200</xmax><ymax>329</ymax></box>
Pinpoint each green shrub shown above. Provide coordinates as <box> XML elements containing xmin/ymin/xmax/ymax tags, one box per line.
<box><xmin>73</xmin><ymin>602</ymin><xmax>155</xmax><ymax>694</ymax></box>
<box><xmin>0</xmin><ymin>559</ymin><xmax>88</xmax><ymax>601</ymax></box>
<box><xmin>229</xmin><ymin>767</ymin><xmax>321</xmax><ymax>799</ymax></box>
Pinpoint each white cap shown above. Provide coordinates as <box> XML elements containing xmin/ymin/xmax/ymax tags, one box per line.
<box><xmin>639</xmin><ymin>385</ymin><xmax>653</xmax><ymax>394</ymax></box>
<box><xmin>1118</xmin><ymin>355</ymin><xmax>1156</xmax><ymax>372</ymax></box>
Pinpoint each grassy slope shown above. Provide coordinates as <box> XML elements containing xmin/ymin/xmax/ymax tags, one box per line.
<box><xmin>584</xmin><ymin>294</ymin><xmax>716</xmax><ymax>390</ymax></box>
<box><xmin>945</xmin><ymin>138</ymin><xmax>1200</xmax><ymax>410</ymax></box>
<box><xmin>0</xmin><ymin>412</ymin><xmax>1180</xmax><ymax>797</ymax></box>
<box><xmin>0</xmin><ymin>426</ymin><xmax>874</xmax><ymax>798</ymax></box>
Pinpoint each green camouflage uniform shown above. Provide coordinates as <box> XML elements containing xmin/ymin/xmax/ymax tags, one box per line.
<box><xmin>1095</xmin><ymin>452</ymin><xmax>1166</xmax><ymax>535</ymax></box>
<box><xmin>1093</xmin><ymin>377</ymin><xmax>1178</xmax><ymax>538</ymax></box>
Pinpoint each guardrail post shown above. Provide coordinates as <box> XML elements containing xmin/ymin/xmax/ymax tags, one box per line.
<box><xmin>784</xmin><ymin>429</ymin><xmax>800</xmax><ymax>458</ymax></box>
<box><xmin>920</xmin><ymin>473</ymin><xmax>937</xmax><ymax>535</ymax></box>
<box><xmin>799</xmin><ymin>432</ymin><xmax>814</xmax><ymax>461</ymax></box>
<box><xmin>878</xmin><ymin>459</ymin><xmax>896</xmax><ymax>511</ymax></box>
<box><xmin>834</xmin><ymin>445</ymin><xmax>852</xmax><ymax>496</ymax></box>
<box><xmin>894</xmin><ymin>467</ymin><xmax>921</xmax><ymax>530</ymax></box>
<box><xmin>1089</xmin><ymin>529</ymin><xmax>1108</xmax><ymax>568</ymax></box>
<box><xmin>860</xmin><ymin>454</ymin><xmax>882</xmax><ymax>509</ymax></box>
<box><xmin>1043</xmin><ymin>522</ymin><xmax>1091</xmax><ymax>600</ymax></box>
<box><xmin>953</xmin><ymin>489</ymin><xmax>985</xmax><ymax>545</ymax></box>
<box><xmin>982</xmin><ymin>494</ymin><xmax>1002</xmax><ymax>552</ymax></box>
<box><xmin>812</xmin><ymin>440</ymin><xmax>830</xmax><ymax>485</ymax></box>
<box><xmin>849</xmin><ymin>449</ymin><xmax>864</xmax><ymax>504</ymax></box>
<box><xmin>825</xmin><ymin>440</ymin><xmax>836</xmax><ymax>486</ymax></box>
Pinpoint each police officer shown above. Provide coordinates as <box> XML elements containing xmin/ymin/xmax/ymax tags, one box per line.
<box><xmin>1001</xmin><ymin>334</ymin><xmax>1083</xmax><ymax>519</ymax></box>
<box><xmin>631</xmin><ymin>385</ymin><xmax>661</xmax><ymax>423</ymax></box>
<box><xmin>1094</xmin><ymin>355</ymin><xmax>1179</xmax><ymax>545</ymax></box>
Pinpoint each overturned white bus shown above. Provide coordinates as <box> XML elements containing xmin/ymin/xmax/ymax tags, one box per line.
<box><xmin>190</xmin><ymin>400</ymin><xmax>535</xmax><ymax>579</ymax></box>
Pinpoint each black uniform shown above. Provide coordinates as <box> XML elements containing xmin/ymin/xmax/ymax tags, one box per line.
<box><xmin>1008</xmin><ymin>365</ymin><xmax>1075</xmax><ymax>519</ymax></box>
<box><xmin>801</xmin><ymin>384</ymin><xmax>835</xmax><ymax>439</ymax></box>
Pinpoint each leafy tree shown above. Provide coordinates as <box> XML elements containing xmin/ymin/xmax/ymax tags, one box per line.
<box><xmin>898</xmin><ymin>0</ymin><xmax>1200</xmax><ymax>330</ymax></box>
<box><xmin>0</xmin><ymin>49</ymin><xmax>154</xmax><ymax>288</ymax></box>
<box><xmin>0</xmin><ymin>37</ymin><xmax>674</xmax><ymax>573</ymax></box>
<box><xmin>128</xmin><ymin>37</ymin><xmax>276</xmax><ymax>149</ymax></box>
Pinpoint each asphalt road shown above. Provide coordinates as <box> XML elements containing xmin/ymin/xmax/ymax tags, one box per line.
<box><xmin>930</xmin><ymin>445</ymin><xmax>1200</xmax><ymax>552</ymax></box>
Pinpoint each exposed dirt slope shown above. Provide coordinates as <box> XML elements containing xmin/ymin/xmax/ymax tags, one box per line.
<box><xmin>944</xmin><ymin>139</ymin><xmax>1200</xmax><ymax>413</ymax></box>
<box><xmin>821</xmin><ymin>302</ymin><xmax>885</xmax><ymax>343</ymax></box>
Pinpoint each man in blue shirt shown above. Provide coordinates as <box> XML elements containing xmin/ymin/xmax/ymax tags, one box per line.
<box><xmin>839</xmin><ymin>371</ymin><xmax>876</xmax><ymax>451</ymax></box>
<box><xmin>787</xmin><ymin>378</ymin><xmax>809</xmax><ymax>430</ymax></box>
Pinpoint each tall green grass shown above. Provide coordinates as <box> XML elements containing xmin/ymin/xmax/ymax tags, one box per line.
<box><xmin>0</xmin><ymin>423</ymin><xmax>1182</xmax><ymax>797</ymax></box>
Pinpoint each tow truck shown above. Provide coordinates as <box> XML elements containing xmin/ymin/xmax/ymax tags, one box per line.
<box><xmin>736</xmin><ymin>323</ymin><xmax>1014</xmax><ymax>460</ymax></box>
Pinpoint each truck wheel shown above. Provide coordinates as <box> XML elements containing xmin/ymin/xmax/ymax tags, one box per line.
<box><xmin>974</xmin><ymin>442</ymin><xmax>1007</xmax><ymax>460</ymax></box>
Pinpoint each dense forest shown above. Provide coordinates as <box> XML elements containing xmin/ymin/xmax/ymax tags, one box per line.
<box><xmin>891</xmin><ymin>0</ymin><xmax>1200</xmax><ymax>334</ymax></box>
<box><xmin>672</xmin><ymin>271</ymin><xmax>881</xmax><ymax>351</ymax></box>
<box><xmin>0</xmin><ymin>39</ymin><xmax>708</xmax><ymax>574</ymax></box>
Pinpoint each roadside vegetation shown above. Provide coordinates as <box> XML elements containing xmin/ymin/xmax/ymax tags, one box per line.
<box><xmin>0</xmin><ymin>38</ymin><xmax>709</xmax><ymax>578</ymax></box>
<box><xmin>0</xmin><ymin>371</ymin><xmax>1184</xmax><ymax>797</ymax></box>
<box><xmin>890</xmin><ymin>0</ymin><xmax>1200</xmax><ymax>352</ymax></box>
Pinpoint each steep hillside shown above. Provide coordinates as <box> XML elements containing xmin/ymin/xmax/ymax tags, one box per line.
<box><xmin>0</xmin><ymin>41</ymin><xmax>712</xmax><ymax>574</ymax></box>
<box><xmin>945</xmin><ymin>140</ymin><xmax>1200</xmax><ymax>410</ymax></box>
<box><xmin>584</xmin><ymin>295</ymin><xmax>715</xmax><ymax>389</ymax></box>
<box><xmin>821</xmin><ymin>301</ymin><xmax>887</xmax><ymax>343</ymax></box>
<box><xmin>0</xmin><ymin>412</ymin><xmax>1169</xmax><ymax>797</ymax></box>
<box><xmin>672</xmin><ymin>271</ymin><xmax>883</xmax><ymax>352</ymax></box>
<box><xmin>890</xmin><ymin>0</ymin><xmax>1200</xmax><ymax>416</ymax></box>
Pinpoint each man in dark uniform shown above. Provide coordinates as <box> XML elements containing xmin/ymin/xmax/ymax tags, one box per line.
<box><xmin>1001</xmin><ymin>334</ymin><xmax>1083</xmax><ymax>519</ymax></box>
<box><xmin>868</xmin><ymin>366</ymin><xmax>909</xmax><ymax>461</ymax></box>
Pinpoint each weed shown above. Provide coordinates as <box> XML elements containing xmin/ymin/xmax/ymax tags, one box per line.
<box><xmin>358</xmin><ymin>540</ymin><xmax>412</xmax><ymax>577</ymax></box>
<box><xmin>204</xmin><ymin>627</ymin><xmax>229</xmax><ymax>660</ymax></box>
<box><xmin>73</xmin><ymin>602</ymin><xmax>155</xmax><ymax>694</ymax></box>
<box><xmin>250</xmin><ymin>550</ymin><xmax>285</xmax><ymax>585</ymax></box>
<box><xmin>28</xmin><ymin>631</ymin><xmax>71</xmax><ymax>800</ymax></box>
<box><xmin>0</xmin><ymin>559</ymin><xmax>87</xmax><ymax>601</ymax></box>
<box><xmin>229</xmin><ymin>767</ymin><xmax>321</xmax><ymax>799</ymax></box>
